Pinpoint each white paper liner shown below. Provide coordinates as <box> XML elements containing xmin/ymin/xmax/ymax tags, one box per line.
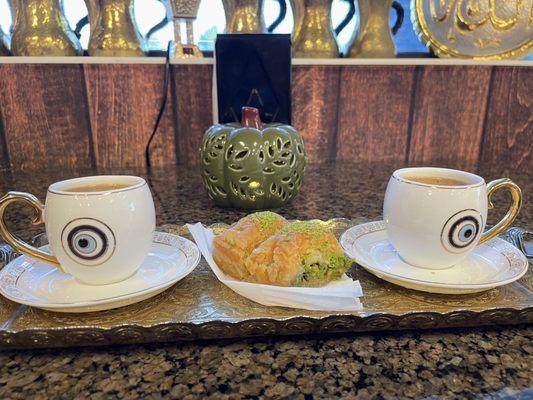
<box><xmin>187</xmin><ymin>223</ymin><xmax>363</xmax><ymax>311</ymax></box>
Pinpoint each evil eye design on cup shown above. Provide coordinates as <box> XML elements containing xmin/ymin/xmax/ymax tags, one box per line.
<box><xmin>61</xmin><ymin>218</ymin><xmax>116</xmax><ymax>266</ymax></box>
<box><xmin>441</xmin><ymin>210</ymin><xmax>483</xmax><ymax>253</ymax></box>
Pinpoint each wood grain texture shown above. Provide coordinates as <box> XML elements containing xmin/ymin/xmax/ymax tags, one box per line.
<box><xmin>0</xmin><ymin>112</ymin><xmax>9</xmax><ymax>171</ymax></box>
<box><xmin>292</xmin><ymin>66</ymin><xmax>341</xmax><ymax>163</ymax></box>
<box><xmin>336</xmin><ymin>66</ymin><xmax>415</xmax><ymax>162</ymax></box>
<box><xmin>172</xmin><ymin>64</ymin><xmax>214</xmax><ymax>167</ymax></box>
<box><xmin>0</xmin><ymin>64</ymin><xmax>529</xmax><ymax>173</ymax></box>
<box><xmin>481</xmin><ymin>67</ymin><xmax>532</xmax><ymax>170</ymax></box>
<box><xmin>408</xmin><ymin>66</ymin><xmax>492</xmax><ymax>169</ymax></box>
<box><xmin>83</xmin><ymin>64</ymin><xmax>177</xmax><ymax>169</ymax></box>
<box><xmin>0</xmin><ymin>64</ymin><xmax>93</xmax><ymax>172</ymax></box>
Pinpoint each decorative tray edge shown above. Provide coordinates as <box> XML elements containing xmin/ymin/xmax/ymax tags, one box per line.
<box><xmin>1</xmin><ymin>307</ymin><xmax>532</xmax><ymax>350</ymax></box>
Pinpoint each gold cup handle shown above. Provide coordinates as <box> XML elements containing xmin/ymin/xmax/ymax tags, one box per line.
<box><xmin>479</xmin><ymin>179</ymin><xmax>522</xmax><ymax>244</ymax></box>
<box><xmin>0</xmin><ymin>192</ymin><xmax>61</xmax><ymax>269</ymax></box>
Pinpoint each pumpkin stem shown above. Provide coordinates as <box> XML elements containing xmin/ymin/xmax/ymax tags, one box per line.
<box><xmin>241</xmin><ymin>107</ymin><xmax>261</xmax><ymax>129</ymax></box>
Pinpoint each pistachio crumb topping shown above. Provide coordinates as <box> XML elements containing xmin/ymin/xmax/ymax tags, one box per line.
<box><xmin>249</xmin><ymin>211</ymin><xmax>283</xmax><ymax>231</ymax></box>
<box><xmin>279</xmin><ymin>221</ymin><xmax>330</xmax><ymax>238</ymax></box>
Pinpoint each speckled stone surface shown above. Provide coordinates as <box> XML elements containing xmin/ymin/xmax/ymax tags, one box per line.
<box><xmin>0</xmin><ymin>161</ymin><xmax>531</xmax><ymax>399</ymax></box>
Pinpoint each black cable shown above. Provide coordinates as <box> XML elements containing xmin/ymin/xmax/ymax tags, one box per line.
<box><xmin>145</xmin><ymin>41</ymin><xmax>172</xmax><ymax>168</ymax></box>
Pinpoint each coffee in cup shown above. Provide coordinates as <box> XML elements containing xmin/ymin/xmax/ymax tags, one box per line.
<box><xmin>383</xmin><ymin>167</ymin><xmax>522</xmax><ymax>269</ymax></box>
<box><xmin>400</xmin><ymin>175</ymin><xmax>468</xmax><ymax>186</ymax></box>
<box><xmin>0</xmin><ymin>176</ymin><xmax>155</xmax><ymax>285</ymax></box>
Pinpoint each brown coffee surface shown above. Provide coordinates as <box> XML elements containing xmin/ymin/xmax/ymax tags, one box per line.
<box><xmin>64</xmin><ymin>182</ymin><xmax>130</xmax><ymax>192</ymax></box>
<box><xmin>403</xmin><ymin>175</ymin><xmax>469</xmax><ymax>186</ymax></box>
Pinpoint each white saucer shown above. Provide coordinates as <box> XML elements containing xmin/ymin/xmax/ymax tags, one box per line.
<box><xmin>0</xmin><ymin>232</ymin><xmax>201</xmax><ymax>312</ymax></box>
<box><xmin>340</xmin><ymin>221</ymin><xmax>528</xmax><ymax>294</ymax></box>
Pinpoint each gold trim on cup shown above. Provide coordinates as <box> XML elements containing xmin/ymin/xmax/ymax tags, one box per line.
<box><xmin>479</xmin><ymin>178</ymin><xmax>522</xmax><ymax>244</ymax></box>
<box><xmin>47</xmin><ymin>176</ymin><xmax>147</xmax><ymax>196</ymax></box>
<box><xmin>0</xmin><ymin>192</ymin><xmax>61</xmax><ymax>268</ymax></box>
<box><xmin>392</xmin><ymin>167</ymin><xmax>485</xmax><ymax>189</ymax></box>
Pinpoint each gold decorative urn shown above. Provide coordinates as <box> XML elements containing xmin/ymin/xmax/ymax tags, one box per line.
<box><xmin>222</xmin><ymin>0</ymin><xmax>266</xmax><ymax>33</ymax></box>
<box><xmin>347</xmin><ymin>0</ymin><xmax>397</xmax><ymax>58</ymax></box>
<box><xmin>9</xmin><ymin>0</ymin><xmax>83</xmax><ymax>56</ymax></box>
<box><xmin>86</xmin><ymin>0</ymin><xmax>145</xmax><ymax>56</ymax></box>
<box><xmin>291</xmin><ymin>0</ymin><xmax>339</xmax><ymax>58</ymax></box>
<box><xmin>169</xmin><ymin>0</ymin><xmax>203</xmax><ymax>58</ymax></box>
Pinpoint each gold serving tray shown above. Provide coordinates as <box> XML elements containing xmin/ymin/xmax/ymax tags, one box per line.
<box><xmin>0</xmin><ymin>219</ymin><xmax>531</xmax><ymax>350</ymax></box>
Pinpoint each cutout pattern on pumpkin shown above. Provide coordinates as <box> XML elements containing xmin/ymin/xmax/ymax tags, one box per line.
<box><xmin>200</xmin><ymin>108</ymin><xmax>305</xmax><ymax>210</ymax></box>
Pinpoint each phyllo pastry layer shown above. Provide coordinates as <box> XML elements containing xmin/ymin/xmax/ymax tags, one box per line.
<box><xmin>213</xmin><ymin>211</ymin><xmax>288</xmax><ymax>280</ymax></box>
<box><xmin>245</xmin><ymin>221</ymin><xmax>352</xmax><ymax>287</ymax></box>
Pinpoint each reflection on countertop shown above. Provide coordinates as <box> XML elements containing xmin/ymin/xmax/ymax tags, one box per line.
<box><xmin>2</xmin><ymin>161</ymin><xmax>531</xmax><ymax>237</ymax></box>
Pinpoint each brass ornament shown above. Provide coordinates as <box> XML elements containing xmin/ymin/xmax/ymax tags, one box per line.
<box><xmin>169</xmin><ymin>0</ymin><xmax>201</xmax><ymax>17</ymax></box>
<box><xmin>412</xmin><ymin>0</ymin><xmax>533</xmax><ymax>59</ymax></box>
<box><xmin>291</xmin><ymin>0</ymin><xmax>340</xmax><ymax>58</ymax></box>
<box><xmin>222</xmin><ymin>0</ymin><xmax>266</xmax><ymax>33</ymax></box>
<box><xmin>169</xmin><ymin>0</ymin><xmax>203</xmax><ymax>58</ymax></box>
<box><xmin>86</xmin><ymin>0</ymin><xmax>145</xmax><ymax>57</ymax></box>
<box><xmin>9</xmin><ymin>0</ymin><xmax>83</xmax><ymax>56</ymax></box>
<box><xmin>200</xmin><ymin>107</ymin><xmax>306</xmax><ymax>210</ymax></box>
<box><xmin>347</xmin><ymin>0</ymin><xmax>398</xmax><ymax>58</ymax></box>
<box><xmin>0</xmin><ymin>220</ymin><xmax>530</xmax><ymax>350</ymax></box>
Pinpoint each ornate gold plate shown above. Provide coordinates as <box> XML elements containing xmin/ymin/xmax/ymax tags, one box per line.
<box><xmin>0</xmin><ymin>220</ymin><xmax>531</xmax><ymax>350</ymax></box>
<box><xmin>411</xmin><ymin>0</ymin><xmax>533</xmax><ymax>59</ymax></box>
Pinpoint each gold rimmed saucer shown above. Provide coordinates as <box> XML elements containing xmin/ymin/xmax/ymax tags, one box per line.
<box><xmin>0</xmin><ymin>232</ymin><xmax>200</xmax><ymax>313</ymax></box>
<box><xmin>340</xmin><ymin>221</ymin><xmax>528</xmax><ymax>294</ymax></box>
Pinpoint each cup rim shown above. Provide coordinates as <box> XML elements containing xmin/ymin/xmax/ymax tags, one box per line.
<box><xmin>48</xmin><ymin>175</ymin><xmax>146</xmax><ymax>196</ymax></box>
<box><xmin>392</xmin><ymin>167</ymin><xmax>485</xmax><ymax>189</ymax></box>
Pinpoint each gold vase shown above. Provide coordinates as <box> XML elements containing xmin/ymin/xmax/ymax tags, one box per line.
<box><xmin>169</xmin><ymin>0</ymin><xmax>203</xmax><ymax>58</ymax></box>
<box><xmin>291</xmin><ymin>0</ymin><xmax>339</xmax><ymax>58</ymax></box>
<box><xmin>347</xmin><ymin>0</ymin><xmax>396</xmax><ymax>58</ymax></box>
<box><xmin>10</xmin><ymin>0</ymin><xmax>82</xmax><ymax>56</ymax></box>
<box><xmin>222</xmin><ymin>0</ymin><xmax>266</xmax><ymax>33</ymax></box>
<box><xmin>86</xmin><ymin>0</ymin><xmax>145</xmax><ymax>56</ymax></box>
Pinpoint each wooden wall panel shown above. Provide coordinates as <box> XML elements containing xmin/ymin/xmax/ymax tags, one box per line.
<box><xmin>0</xmin><ymin>112</ymin><xmax>9</xmax><ymax>170</ymax></box>
<box><xmin>0</xmin><ymin>64</ymin><xmax>529</xmax><ymax>172</ymax></box>
<box><xmin>83</xmin><ymin>64</ymin><xmax>177</xmax><ymax>169</ymax></box>
<box><xmin>336</xmin><ymin>66</ymin><xmax>415</xmax><ymax>162</ymax></box>
<box><xmin>172</xmin><ymin>64</ymin><xmax>213</xmax><ymax>167</ymax></box>
<box><xmin>0</xmin><ymin>64</ymin><xmax>93</xmax><ymax>172</ymax></box>
<box><xmin>292</xmin><ymin>66</ymin><xmax>341</xmax><ymax>163</ymax></box>
<box><xmin>481</xmin><ymin>67</ymin><xmax>532</xmax><ymax>170</ymax></box>
<box><xmin>408</xmin><ymin>66</ymin><xmax>492</xmax><ymax>169</ymax></box>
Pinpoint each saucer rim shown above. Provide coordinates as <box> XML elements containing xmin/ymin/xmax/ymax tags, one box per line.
<box><xmin>340</xmin><ymin>221</ymin><xmax>529</xmax><ymax>290</ymax></box>
<box><xmin>0</xmin><ymin>232</ymin><xmax>201</xmax><ymax>310</ymax></box>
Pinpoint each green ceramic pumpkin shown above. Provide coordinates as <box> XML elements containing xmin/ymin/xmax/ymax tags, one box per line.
<box><xmin>200</xmin><ymin>107</ymin><xmax>306</xmax><ymax>209</ymax></box>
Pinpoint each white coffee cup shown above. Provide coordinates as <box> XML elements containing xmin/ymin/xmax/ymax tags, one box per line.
<box><xmin>383</xmin><ymin>167</ymin><xmax>522</xmax><ymax>269</ymax></box>
<box><xmin>0</xmin><ymin>176</ymin><xmax>155</xmax><ymax>285</ymax></box>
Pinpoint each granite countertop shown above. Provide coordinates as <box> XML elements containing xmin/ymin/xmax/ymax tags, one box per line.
<box><xmin>0</xmin><ymin>161</ymin><xmax>531</xmax><ymax>399</ymax></box>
